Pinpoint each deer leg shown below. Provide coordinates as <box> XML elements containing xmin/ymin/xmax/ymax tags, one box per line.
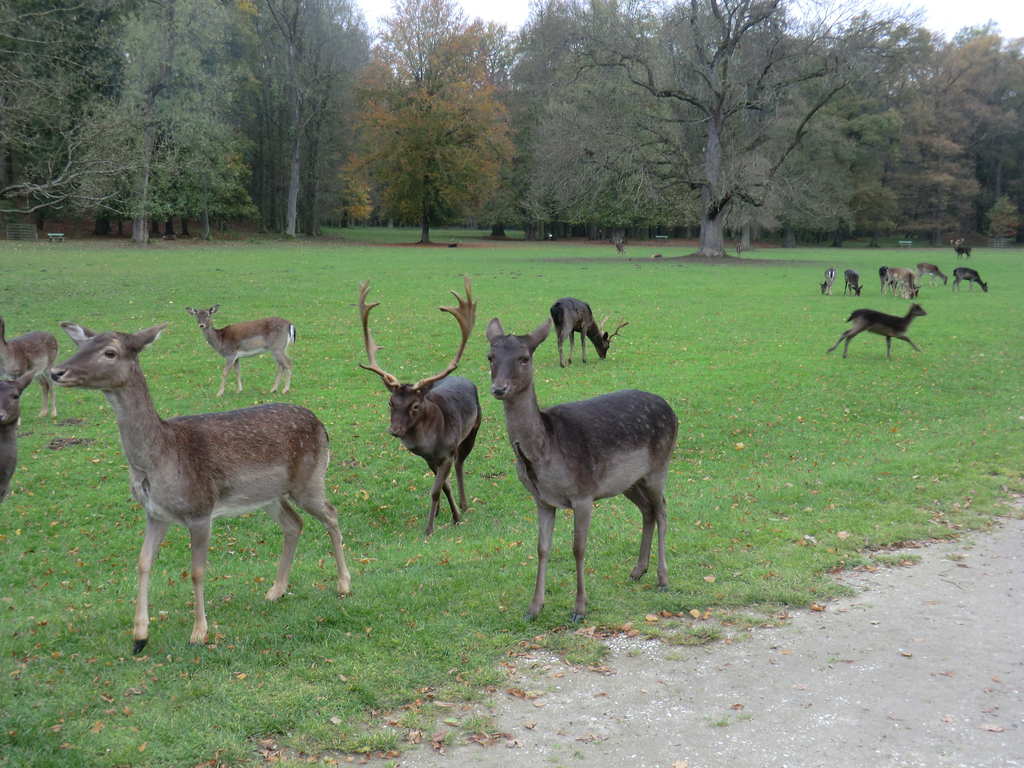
<box><xmin>234</xmin><ymin>359</ymin><xmax>243</xmax><ymax>393</ymax></box>
<box><xmin>885</xmin><ymin>336</ymin><xmax>893</xmax><ymax>359</ymax></box>
<box><xmin>132</xmin><ymin>517</ymin><xmax>170</xmax><ymax>654</ymax></box>
<box><xmin>897</xmin><ymin>335</ymin><xmax>921</xmax><ymax>352</ymax></box>
<box><xmin>526</xmin><ymin>503</ymin><xmax>556</xmax><ymax>620</ymax></box>
<box><xmin>827</xmin><ymin>328</ymin><xmax>857</xmax><ymax>356</ymax></box>
<box><xmin>425</xmin><ymin>457</ymin><xmax>454</xmax><ymax>536</ymax></box>
<box><xmin>567</xmin><ymin>331</ymin><xmax>576</xmax><ymax>365</ymax></box>
<box><xmin>292</xmin><ymin>491</ymin><xmax>351</xmax><ymax>596</ymax></box>
<box><xmin>556</xmin><ymin>333</ymin><xmax>567</xmax><ymax>368</ymax></box>
<box><xmin>570</xmin><ymin>499</ymin><xmax>593</xmax><ymax>622</ymax></box>
<box><xmin>216</xmin><ymin>359</ymin><xmax>231</xmax><ymax>397</ymax></box>
<box><xmin>186</xmin><ymin>521</ymin><xmax>212</xmax><ymax>646</ymax></box>
<box><xmin>579</xmin><ymin>330</ymin><xmax>588</xmax><ymax>364</ymax></box>
<box><xmin>625</xmin><ymin>485</ymin><xmax>654</xmax><ymax>580</ymax></box>
<box><xmin>265</xmin><ymin>498</ymin><xmax>303</xmax><ymax>601</ymax></box>
<box><xmin>37</xmin><ymin>373</ymin><xmax>55</xmax><ymax>418</ymax></box>
<box><xmin>279</xmin><ymin>351</ymin><xmax>293</xmax><ymax>394</ymax></box>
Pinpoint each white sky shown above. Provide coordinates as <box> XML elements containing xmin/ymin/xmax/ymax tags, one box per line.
<box><xmin>356</xmin><ymin>0</ymin><xmax>1024</xmax><ymax>40</ymax></box>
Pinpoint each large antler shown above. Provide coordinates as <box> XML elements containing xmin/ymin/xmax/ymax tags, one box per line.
<box><xmin>599</xmin><ymin>315</ymin><xmax>629</xmax><ymax>340</ymax></box>
<box><xmin>413</xmin><ymin>276</ymin><xmax>476</xmax><ymax>391</ymax></box>
<box><xmin>358</xmin><ymin>281</ymin><xmax>400</xmax><ymax>389</ymax></box>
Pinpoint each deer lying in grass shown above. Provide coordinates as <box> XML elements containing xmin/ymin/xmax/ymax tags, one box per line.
<box><xmin>358</xmin><ymin>278</ymin><xmax>481</xmax><ymax>537</ymax></box>
<box><xmin>549</xmin><ymin>298</ymin><xmax>628</xmax><ymax>368</ymax></box>
<box><xmin>51</xmin><ymin>322</ymin><xmax>350</xmax><ymax>653</ymax></box>
<box><xmin>820</xmin><ymin>267</ymin><xmax>837</xmax><ymax>295</ymax></box>
<box><xmin>186</xmin><ymin>305</ymin><xmax>295</xmax><ymax>397</ymax></box>
<box><xmin>0</xmin><ymin>373</ymin><xmax>34</xmax><ymax>501</ymax></box>
<box><xmin>916</xmin><ymin>262</ymin><xmax>948</xmax><ymax>286</ymax></box>
<box><xmin>486</xmin><ymin>318</ymin><xmax>677</xmax><ymax>622</ymax></box>
<box><xmin>0</xmin><ymin>317</ymin><xmax>58</xmax><ymax>418</ymax></box>
<box><xmin>843</xmin><ymin>269</ymin><xmax>862</xmax><ymax>296</ymax></box>
<box><xmin>952</xmin><ymin>267</ymin><xmax>988</xmax><ymax>292</ymax></box>
<box><xmin>827</xmin><ymin>304</ymin><xmax>927</xmax><ymax>359</ymax></box>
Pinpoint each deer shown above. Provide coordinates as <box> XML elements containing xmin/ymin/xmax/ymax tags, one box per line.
<box><xmin>486</xmin><ymin>317</ymin><xmax>678</xmax><ymax>622</ymax></box>
<box><xmin>878</xmin><ymin>266</ymin><xmax>890</xmax><ymax>295</ymax></box>
<box><xmin>827</xmin><ymin>304</ymin><xmax>927</xmax><ymax>359</ymax></box>
<box><xmin>843</xmin><ymin>269</ymin><xmax>862</xmax><ymax>296</ymax></box>
<box><xmin>951</xmin><ymin>238</ymin><xmax>972</xmax><ymax>259</ymax></box>
<box><xmin>0</xmin><ymin>373</ymin><xmax>34</xmax><ymax>502</ymax></box>
<box><xmin>357</xmin><ymin>278</ymin><xmax>481</xmax><ymax>537</ymax></box>
<box><xmin>0</xmin><ymin>317</ymin><xmax>58</xmax><ymax>418</ymax></box>
<box><xmin>884</xmin><ymin>267</ymin><xmax>919</xmax><ymax>299</ymax></box>
<box><xmin>952</xmin><ymin>267</ymin><xmax>988</xmax><ymax>292</ymax></box>
<box><xmin>820</xmin><ymin>267</ymin><xmax>837</xmax><ymax>295</ymax></box>
<box><xmin>549</xmin><ymin>298</ymin><xmax>628</xmax><ymax>368</ymax></box>
<box><xmin>50</xmin><ymin>322</ymin><xmax>351</xmax><ymax>654</ymax></box>
<box><xmin>916</xmin><ymin>263</ymin><xmax>948</xmax><ymax>286</ymax></box>
<box><xmin>613</xmin><ymin>236</ymin><xmax>625</xmax><ymax>255</ymax></box>
<box><xmin>185</xmin><ymin>305</ymin><xmax>295</xmax><ymax>397</ymax></box>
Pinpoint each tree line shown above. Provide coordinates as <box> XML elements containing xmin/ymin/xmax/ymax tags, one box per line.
<box><xmin>1</xmin><ymin>0</ymin><xmax>1021</xmax><ymax>252</ymax></box>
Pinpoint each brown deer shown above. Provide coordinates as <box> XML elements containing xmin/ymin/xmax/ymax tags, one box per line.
<box><xmin>486</xmin><ymin>317</ymin><xmax>678</xmax><ymax>622</ymax></box>
<box><xmin>842</xmin><ymin>269</ymin><xmax>862</xmax><ymax>296</ymax></box>
<box><xmin>185</xmin><ymin>305</ymin><xmax>295</xmax><ymax>397</ymax></box>
<box><xmin>358</xmin><ymin>279</ymin><xmax>480</xmax><ymax>537</ymax></box>
<box><xmin>952</xmin><ymin>267</ymin><xmax>988</xmax><ymax>292</ymax></box>
<box><xmin>951</xmin><ymin>238</ymin><xmax>972</xmax><ymax>259</ymax></box>
<box><xmin>916</xmin><ymin>263</ymin><xmax>948</xmax><ymax>286</ymax></box>
<box><xmin>549</xmin><ymin>298</ymin><xmax>628</xmax><ymax>368</ymax></box>
<box><xmin>50</xmin><ymin>322</ymin><xmax>351</xmax><ymax>653</ymax></box>
<box><xmin>0</xmin><ymin>372</ymin><xmax>34</xmax><ymax>501</ymax></box>
<box><xmin>884</xmin><ymin>267</ymin><xmax>919</xmax><ymax>299</ymax></box>
<box><xmin>827</xmin><ymin>304</ymin><xmax>927</xmax><ymax>359</ymax></box>
<box><xmin>0</xmin><ymin>317</ymin><xmax>58</xmax><ymax>418</ymax></box>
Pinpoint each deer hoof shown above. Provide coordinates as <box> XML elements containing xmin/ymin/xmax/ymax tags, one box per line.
<box><xmin>132</xmin><ymin>638</ymin><xmax>148</xmax><ymax>655</ymax></box>
<box><xmin>569</xmin><ymin>611</ymin><xmax>586</xmax><ymax>623</ymax></box>
<box><xmin>629</xmin><ymin>567</ymin><xmax>647</xmax><ymax>581</ymax></box>
<box><xmin>656</xmin><ymin>584</ymin><xmax>668</xmax><ymax>593</ymax></box>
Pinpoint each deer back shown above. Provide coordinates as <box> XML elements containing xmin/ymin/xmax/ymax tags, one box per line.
<box><xmin>0</xmin><ymin>318</ymin><xmax>58</xmax><ymax>378</ymax></box>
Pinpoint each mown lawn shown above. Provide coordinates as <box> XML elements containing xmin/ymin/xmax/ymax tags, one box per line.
<box><xmin>1</xmin><ymin>233</ymin><xmax>1021</xmax><ymax>766</ymax></box>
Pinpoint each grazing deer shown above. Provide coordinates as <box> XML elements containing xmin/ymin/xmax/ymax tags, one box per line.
<box><xmin>843</xmin><ymin>269</ymin><xmax>862</xmax><ymax>296</ymax></box>
<box><xmin>878</xmin><ymin>266</ymin><xmax>890</xmax><ymax>295</ymax></box>
<box><xmin>0</xmin><ymin>317</ymin><xmax>58</xmax><ymax>418</ymax></box>
<box><xmin>952</xmin><ymin>267</ymin><xmax>988</xmax><ymax>292</ymax></box>
<box><xmin>827</xmin><ymin>304</ymin><xmax>927</xmax><ymax>359</ymax></box>
<box><xmin>951</xmin><ymin>238</ymin><xmax>972</xmax><ymax>259</ymax></box>
<box><xmin>884</xmin><ymin>267</ymin><xmax>919</xmax><ymax>299</ymax></box>
<box><xmin>0</xmin><ymin>373</ymin><xmax>34</xmax><ymax>501</ymax></box>
<box><xmin>820</xmin><ymin>267</ymin><xmax>837</xmax><ymax>295</ymax></box>
<box><xmin>549</xmin><ymin>298</ymin><xmax>628</xmax><ymax>368</ymax></box>
<box><xmin>50</xmin><ymin>322</ymin><xmax>350</xmax><ymax>653</ymax></box>
<box><xmin>916</xmin><ymin>262</ymin><xmax>948</xmax><ymax>286</ymax></box>
<box><xmin>185</xmin><ymin>305</ymin><xmax>295</xmax><ymax>397</ymax></box>
<box><xmin>358</xmin><ymin>279</ymin><xmax>481</xmax><ymax>537</ymax></box>
<box><xmin>486</xmin><ymin>317</ymin><xmax>678</xmax><ymax>622</ymax></box>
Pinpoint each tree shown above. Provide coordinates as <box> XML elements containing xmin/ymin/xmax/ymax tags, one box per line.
<box><xmin>986</xmin><ymin>195</ymin><xmax>1019</xmax><ymax>238</ymax></box>
<box><xmin>355</xmin><ymin>0</ymin><xmax>512</xmax><ymax>243</ymax></box>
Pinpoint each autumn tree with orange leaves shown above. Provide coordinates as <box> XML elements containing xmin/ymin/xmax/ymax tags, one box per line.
<box><xmin>354</xmin><ymin>0</ymin><xmax>512</xmax><ymax>243</ymax></box>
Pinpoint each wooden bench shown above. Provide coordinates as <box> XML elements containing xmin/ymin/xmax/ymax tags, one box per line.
<box><xmin>654</xmin><ymin>234</ymin><xmax>669</xmax><ymax>240</ymax></box>
<box><xmin>47</xmin><ymin>233</ymin><xmax>65</xmax><ymax>243</ymax></box>
<box><xmin>898</xmin><ymin>240</ymin><xmax>912</xmax><ymax>248</ymax></box>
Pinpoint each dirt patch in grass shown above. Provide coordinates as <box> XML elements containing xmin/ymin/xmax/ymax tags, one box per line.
<box><xmin>47</xmin><ymin>437</ymin><xmax>95</xmax><ymax>450</ymax></box>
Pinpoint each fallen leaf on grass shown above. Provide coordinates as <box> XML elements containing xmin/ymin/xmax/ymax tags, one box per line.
<box><xmin>980</xmin><ymin>724</ymin><xmax>1005</xmax><ymax>733</ymax></box>
<box><xmin>90</xmin><ymin>721</ymin><xmax>104</xmax><ymax>734</ymax></box>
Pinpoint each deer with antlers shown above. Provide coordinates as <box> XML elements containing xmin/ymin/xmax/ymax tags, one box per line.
<box><xmin>358</xmin><ymin>278</ymin><xmax>481</xmax><ymax>537</ymax></box>
<box><xmin>549</xmin><ymin>298</ymin><xmax>628</xmax><ymax>368</ymax></box>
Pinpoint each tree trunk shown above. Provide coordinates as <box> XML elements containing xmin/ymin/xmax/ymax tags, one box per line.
<box><xmin>491</xmin><ymin>223</ymin><xmax>506</xmax><ymax>238</ymax></box>
<box><xmin>783</xmin><ymin>226</ymin><xmax>796</xmax><ymax>248</ymax></box>
<box><xmin>419</xmin><ymin>183</ymin><xmax>431</xmax><ymax>243</ymax></box>
<box><xmin>180</xmin><ymin>218</ymin><xmax>190</xmax><ymax>237</ymax></box>
<box><xmin>741</xmin><ymin>222</ymin><xmax>752</xmax><ymax>251</ymax></box>
<box><xmin>94</xmin><ymin>217</ymin><xmax>111</xmax><ymax>236</ymax></box>
<box><xmin>200</xmin><ymin>209</ymin><xmax>210</xmax><ymax>240</ymax></box>
<box><xmin>697</xmin><ymin>115</ymin><xmax>728</xmax><ymax>257</ymax></box>
<box><xmin>163</xmin><ymin>218</ymin><xmax>175</xmax><ymax>238</ymax></box>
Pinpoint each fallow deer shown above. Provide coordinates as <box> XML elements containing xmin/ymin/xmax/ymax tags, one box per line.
<box><xmin>884</xmin><ymin>267</ymin><xmax>919</xmax><ymax>299</ymax></box>
<box><xmin>0</xmin><ymin>317</ymin><xmax>58</xmax><ymax>417</ymax></box>
<box><xmin>916</xmin><ymin>263</ymin><xmax>948</xmax><ymax>286</ymax></box>
<box><xmin>878</xmin><ymin>266</ymin><xmax>890</xmax><ymax>295</ymax></box>
<box><xmin>549</xmin><ymin>298</ymin><xmax>628</xmax><ymax>368</ymax></box>
<box><xmin>358</xmin><ymin>279</ymin><xmax>480</xmax><ymax>537</ymax></box>
<box><xmin>0</xmin><ymin>373</ymin><xmax>34</xmax><ymax>501</ymax></box>
<box><xmin>185</xmin><ymin>305</ymin><xmax>295</xmax><ymax>397</ymax></box>
<box><xmin>486</xmin><ymin>318</ymin><xmax>678</xmax><ymax>622</ymax></box>
<box><xmin>843</xmin><ymin>269</ymin><xmax>862</xmax><ymax>296</ymax></box>
<box><xmin>952</xmin><ymin>267</ymin><xmax>988</xmax><ymax>292</ymax></box>
<box><xmin>827</xmin><ymin>304</ymin><xmax>927</xmax><ymax>359</ymax></box>
<box><xmin>951</xmin><ymin>238</ymin><xmax>972</xmax><ymax>259</ymax></box>
<box><xmin>820</xmin><ymin>267</ymin><xmax>837</xmax><ymax>295</ymax></box>
<box><xmin>50</xmin><ymin>322</ymin><xmax>350</xmax><ymax>653</ymax></box>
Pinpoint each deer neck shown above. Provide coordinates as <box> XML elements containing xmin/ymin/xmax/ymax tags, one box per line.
<box><xmin>500</xmin><ymin>383</ymin><xmax>550</xmax><ymax>462</ymax></box>
<box><xmin>202</xmin><ymin>325</ymin><xmax>227</xmax><ymax>352</ymax></box>
<box><xmin>102</xmin><ymin>371</ymin><xmax>169</xmax><ymax>469</ymax></box>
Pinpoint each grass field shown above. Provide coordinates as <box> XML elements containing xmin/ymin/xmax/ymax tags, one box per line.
<box><xmin>1</xmin><ymin>232</ymin><xmax>1022</xmax><ymax>766</ymax></box>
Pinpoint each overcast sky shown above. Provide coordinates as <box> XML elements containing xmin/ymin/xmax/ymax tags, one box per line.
<box><xmin>357</xmin><ymin>0</ymin><xmax>1024</xmax><ymax>40</ymax></box>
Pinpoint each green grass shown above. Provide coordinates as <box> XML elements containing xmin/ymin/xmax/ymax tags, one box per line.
<box><xmin>1</xmin><ymin>234</ymin><xmax>1022</xmax><ymax>766</ymax></box>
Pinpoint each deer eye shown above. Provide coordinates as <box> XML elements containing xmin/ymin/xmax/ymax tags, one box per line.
<box><xmin>519</xmin><ymin>356</ymin><xmax>529</xmax><ymax>366</ymax></box>
<box><xmin>103</xmin><ymin>349</ymin><xmax>117</xmax><ymax>359</ymax></box>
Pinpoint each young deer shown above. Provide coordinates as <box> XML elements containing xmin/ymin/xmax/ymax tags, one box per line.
<box><xmin>820</xmin><ymin>267</ymin><xmax>837</xmax><ymax>295</ymax></box>
<box><xmin>952</xmin><ymin>267</ymin><xmax>988</xmax><ymax>292</ymax></box>
<box><xmin>0</xmin><ymin>373</ymin><xmax>34</xmax><ymax>501</ymax></box>
<box><xmin>50</xmin><ymin>322</ymin><xmax>350</xmax><ymax>653</ymax></box>
<box><xmin>486</xmin><ymin>318</ymin><xmax>677</xmax><ymax>622</ymax></box>
<box><xmin>0</xmin><ymin>317</ymin><xmax>58</xmax><ymax>418</ymax></box>
<box><xmin>185</xmin><ymin>305</ymin><xmax>295</xmax><ymax>397</ymax></box>
<box><xmin>843</xmin><ymin>269</ymin><xmax>862</xmax><ymax>296</ymax></box>
<box><xmin>549</xmin><ymin>298</ymin><xmax>628</xmax><ymax>368</ymax></box>
<box><xmin>358</xmin><ymin>278</ymin><xmax>481</xmax><ymax>537</ymax></box>
<box><xmin>916</xmin><ymin>262</ymin><xmax>948</xmax><ymax>286</ymax></box>
<box><xmin>827</xmin><ymin>304</ymin><xmax>927</xmax><ymax>359</ymax></box>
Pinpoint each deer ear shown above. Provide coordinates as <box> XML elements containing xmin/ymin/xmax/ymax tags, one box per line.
<box><xmin>60</xmin><ymin>322</ymin><xmax>96</xmax><ymax>347</ymax></box>
<box><xmin>525</xmin><ymin>319</ymin><xmax>551</xmax><ymax>352</ymax></box>
<box><xmin>485</xmin><ymin>317</ymin><xmax>505</xmax><ymax>342</ymax></box>
<box><xmin>209</xmin><ymin>304</ymin><xmax>219</xmax><ymax>314</ymax></box>
<box><xmin>127</xmin><ymin>323</ymin><xmax>168</xmax><ymax>352</ymax></box>
<box><xmin>185</xmin><ymin>307</ymin><xmax>196</xmax><ymax>315</ymax></box>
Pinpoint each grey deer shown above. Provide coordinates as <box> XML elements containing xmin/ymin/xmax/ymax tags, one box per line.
<box><xmin>186</xmin><ymin>305</ymin><xmax>295</xmax><ymax>397</ymax></box>
<box><xmin>0</xmin><ymin>317</ymin><xmax>58</xmax><ymax>417</ymax></box>
<box><xmin>50</xmin><ymin>322</ymin><xmax>351</xmax><ymax>653</ymax></box>
<box><xmin>827</xmin><ymin>304</ymin><xmax>927</xmax><ymax>359</ymax></box>
<box><xmin>358</xmin><ymin>278</ymin><xmax>481</xmax><ymax>537</ymax></box>
<box><xmin>486</xmin><ymin>317</ymin><xmax>678</xmax><ymax>622</ymax></box>
<box><xmin>843</xmin><ymin>269</ymin><xmax>862</xmax><ymax>296</ymax></box>
<box><xmin>549</xmin><ymin>298</ymin><xmax>628</xmax><ymax>368</ymax></box>
<box><xmin>0</xmin><ymin>372</ymin><xmax>34</xmax><ymax>501</ymax></box>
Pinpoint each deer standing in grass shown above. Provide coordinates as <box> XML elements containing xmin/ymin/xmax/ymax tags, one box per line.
<box><xmin>843</xmin><ymin>269</ymin><xmax>862</xmax><ymax>296</ymax></box>
<box><xmin>186</xmin><ymin>305</ymin><xmax>295</xmax><ymax>397</ymax></box>
<box><xmin>952</xmin><ymin>267</ymin><xmax>988</xmax><ymax>292</ymax></box>
<box><xmin>50</xmin><ymin>322</ymin><xmax>350</xmax><ymax>653</ymax></box>
<box><xmin>820</xmin><ymin>267</ymin><xmax>837</xmax><ymax>295</ymax></box>
<box><xmin>358</xmin><ymin>279</ymin><xmax>481</xmax><ymax>537</ymax></box>
<box><xmin>549</xmin><ymin>298</ymin><xmax>628</xmax><ymax>368</ymax></box>
<box><xmin>0</xmin><ymin>317</ymin><xmax>58</xmax><ymax>418</ymax></box>
<box><xmin>486</xmin><ymin>318</ymin><xmax>677</xmax><ymax>622</ymax></box>
<box><xmin>916</xmin><ymin>263</ymin><xmax>948</xmax><ymax>286</ymax></box>
<box><xmin>827</xmin><ymin>304</ymin><xmax>927</xmax><ymax>359</ymax></box>
<box><xmin>0</xmin><ymin>373</ymin><xmax>34</xmax><ymax>501</ymax></box>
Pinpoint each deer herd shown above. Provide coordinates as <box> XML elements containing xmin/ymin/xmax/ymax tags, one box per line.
<box><xmin>0</xmin><ymin>237</ymin><xmax>995</xmax><ymax>652</ymax></box>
